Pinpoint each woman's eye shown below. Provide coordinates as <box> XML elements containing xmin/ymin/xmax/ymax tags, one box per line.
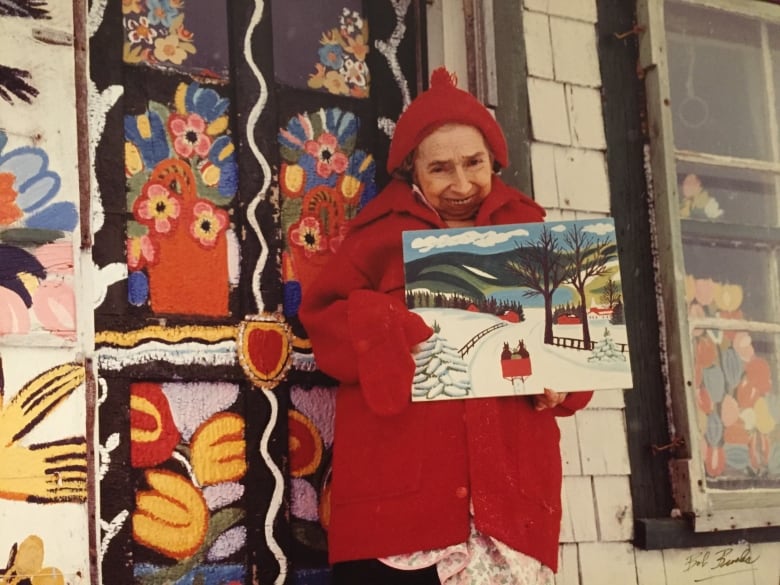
<box><xmin>468</xmin><ymin>158</ymin><xmax>484</xmax><ymax>168</ymax></box>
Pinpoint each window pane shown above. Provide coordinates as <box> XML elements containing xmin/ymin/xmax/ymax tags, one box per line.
<box><xmin>682</xmin><ymin>244</ymin><xmax>779</xmax><ymax>325</ymax></box>
<box><xmin>666</xmin><ymin>1</ymin><xmax>772</xmax><ymax>160</ymax></box>
<box><xmin>692</xmin><ymin>329</ymin><xmax>780</xmax><ymax>489</ymax></box>
<box><xmin>676</xmin><ymin>162</ymin><xmax>778</xmax><ymax>227</ymax></box>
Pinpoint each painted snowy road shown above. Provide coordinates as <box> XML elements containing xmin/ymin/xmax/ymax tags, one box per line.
<box><xmin>414</xmin><ymin>307</ymin><xmax>632</xmax><ymax>400</ymax></box>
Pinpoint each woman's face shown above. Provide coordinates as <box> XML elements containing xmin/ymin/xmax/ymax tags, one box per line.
<box><xmin>413</xmin><ymin>123</ymin><xmax>493</xmax><ymax>224</ymax></box>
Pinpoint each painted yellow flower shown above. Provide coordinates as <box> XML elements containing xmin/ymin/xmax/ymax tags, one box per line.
<box><xmin>133</xmin><ymin>470</ymin><xmax>208</xmax><ymax>560</ymax></box>
<box><xmin>190</xmin><ymin>413</ymin><xmax>247</xmax><ymax>486</ymax></box>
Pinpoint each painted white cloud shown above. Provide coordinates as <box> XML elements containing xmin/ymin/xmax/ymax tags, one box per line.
<box><xmin>551</xmin><ymin>224</ymin><xmax>567</xmax><ymax>232</ymax></box>
<box><xmin>411</xmin><ymin>227</ymin><xmax>530</xmax><ymax>254</ymax></box>
<box><xmin>582</xmin><ymin>222</ymin><xmax>615</xmax><ymax>236</ymax></box>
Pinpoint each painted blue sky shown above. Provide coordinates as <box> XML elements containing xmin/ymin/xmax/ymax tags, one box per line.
<box><xmin>401</xmin><ymin>219</ymin><xmax>617</xmax><ymax>262</ymax></box>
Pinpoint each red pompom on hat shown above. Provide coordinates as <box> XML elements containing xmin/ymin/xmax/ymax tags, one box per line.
<box><xmin>386</xmin><ymin>67</ymin><xmax>508</xmax><ymax>174</ymax></box>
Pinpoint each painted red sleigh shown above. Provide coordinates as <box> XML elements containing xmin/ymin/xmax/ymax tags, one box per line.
<box><xmin>501</xmin><ymin>356</ymin><xmax>532</xmax><ymax>379</ymax></box>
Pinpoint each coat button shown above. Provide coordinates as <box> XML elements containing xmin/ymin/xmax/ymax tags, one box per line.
<box><xmin>455</xmin><ymin>486</ymin><xmax>468</xmax><ymax>499</ymax></box>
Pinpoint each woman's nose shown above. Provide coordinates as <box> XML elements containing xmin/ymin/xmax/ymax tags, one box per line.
<box><xmin>451</xmin><ymin>166</ymin><xmax>470</xmax><ymax>193</ymax></box>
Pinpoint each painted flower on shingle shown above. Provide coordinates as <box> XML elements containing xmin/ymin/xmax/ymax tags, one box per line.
<box><xmin>130</xmin><ymin>382</ymin><xmax>181</xmax><ymax>468</ymax></box>
<box><xmin>0</xmin><ymin>144</ymin><xmax>77</xmax><ymax>232</ymax></box>
<box><xmin>146</xmin><ymin>0</ymin><xmax>179</xmax><ymax>28</ymax></box>
<box><xmin>340</xmin><ymin>8</ymin><xmax>363</xmax><ymax>35</ymax></box>
<box><xmin>289</xmin><ymin>216</ymin><xmax>328</xmax><ymax>257</ymax></box>
<box><xmin>305</xmin><ymin>133</ymin><xmax>348</xmax><ymax>178</ymax></box>
<box><xmin>176</xmin><ymin>82</ymin><xmax>229</xmax><ymax>132</ymax></box>
<box><xmin>340</xmin><ymin>58</ymin><xmax>368</xmax><ymax>89</ymax></box>
<box><xmin>190</xmin><ymin>200</ymin><xmax>229</xmax><ymax>248</ymax></box>
<box><xmin>125</xmin><ymin>110</ymin><xmax>169</xmax><ymax>171</ymax></box>
<box><xmin>126</xmin><ymin>15</ymin><xmax>158</xmax><ymax>46</ymax></box>
<box><xmin>318</xmin><ymin>41</ymin><xmax>344</xmax><ymax>71</ymax></box>
<box><xmin>191</xmin><ymin>412</ymin><xmax>247</xmax><ymax>486</ymax></box>
<box><xmin>126</xmin><ymin>234</ymin><xmax>158</xmax><ymax>270</ymax></box>
<box><xmin>168</xmin><ymin>112</ymin><xmax>211</xmax><ymax>158</ymax></box>
<box><xmin>205</xmin><ymin>135</ymin><xmax>238</xmax><ymax>197</ymax></box>
<box><xmin>154</xmin><ymin>33</ymin><xmax>195</xmax><ymax>65</ymax></box>
<box><xmin>133</xmin><ymin>182</ymin><xmax>181</xmax><ymax>234</ymax></box>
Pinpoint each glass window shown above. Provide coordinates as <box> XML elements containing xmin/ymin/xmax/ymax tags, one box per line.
<box><xmin>640</xmin><ymin>0</ymin><xmax>780</xmax><ymax>531</ymax></box>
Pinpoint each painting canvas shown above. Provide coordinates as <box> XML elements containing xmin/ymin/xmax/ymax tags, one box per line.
<box><xmin>402</xmin><ymin>219</ymin><xmax>634</xmax><ymax>401</ymax></box>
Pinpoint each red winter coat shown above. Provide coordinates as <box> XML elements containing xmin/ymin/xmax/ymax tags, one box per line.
<box><xmin>299</xmin><ymin>177</ymin><xmax>593</xmax><ymax>571</ymax></box>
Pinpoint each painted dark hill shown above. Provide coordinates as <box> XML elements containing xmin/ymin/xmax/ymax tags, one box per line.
<box><xmin>404</xmin><ymin>249</ymin><xmax>523</xmax><ymax>299</ymax></box>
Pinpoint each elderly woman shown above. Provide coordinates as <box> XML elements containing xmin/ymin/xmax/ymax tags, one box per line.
<box><xmin>299</xmin><ymin>68</ymin><xmax>593</xmax><ymax>585</ymax></box>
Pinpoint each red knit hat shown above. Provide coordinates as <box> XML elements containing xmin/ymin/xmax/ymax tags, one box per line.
<box><xmin>386</xmin><ymin>67</ymin><xmax>508</xmax><ymax>174</ymax></box>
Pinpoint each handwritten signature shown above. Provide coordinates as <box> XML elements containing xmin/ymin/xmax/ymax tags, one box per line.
<box><xmin>683</xmin><ymin>544</ymin><xmax>760</xmax><ymax>582</ymax></box>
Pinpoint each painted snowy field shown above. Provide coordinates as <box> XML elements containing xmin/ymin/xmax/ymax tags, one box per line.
<box><xmin>412</xmin><ymin>307</ymin><xmax>633</xmax><ymax>401</ymax></box>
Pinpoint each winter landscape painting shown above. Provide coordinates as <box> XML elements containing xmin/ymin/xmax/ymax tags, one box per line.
<box><xmin>402</xmin><ymin>219</ymin><xmax>634</xmax><ymax>401</ymax></box>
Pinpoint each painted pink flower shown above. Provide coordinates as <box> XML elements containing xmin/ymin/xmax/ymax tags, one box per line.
<box><xmin>681</xmin><ymin>174</ymin><xmax>702</xmax><ymax>199</ymax></box>
<box><xmin>304</xmin><ymin>133</ymin><xmax>348</xmax><ymax>178</ymax></box>
<box><xmin>189</xmin><ymin>200</ymin><xmax>229</xmax><ymax>248</ymax></box>
<box><xmin>168</xmin><ymin>113</ymin><xmax>212</xmax><ymax>158</ymax></box>
<box><xmin>0</xmin><ymin>287</ymin><xmax>30</xmax><ymax>335</ymax></box>
<box><xmin>732</xmin><ymin>332</ymin><xmax>755</xmax><ymax>362</ymax></box>
<box><xmin>133</xmin><ymin>183</ymin><xmax>181</xmax><ymax>234</ymax></box>
<box><xmin>31</xmin><ymin>279</ymin><xmax>76</xmax><ymax>341</ymax></box>
<box><xmin>126</xmin><ymin>234</ymin><xmax>158</xmax><ymax>270</ymax></box>
<box><xmin>289</xmin><ymin>216</ymin><xmax>328</xmax><ymax>256</ymax></box>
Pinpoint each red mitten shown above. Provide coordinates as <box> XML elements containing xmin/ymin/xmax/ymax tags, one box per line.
<box><xmin>347</xmin><ymin>290</ymin><xmax>422</xmax><ymax>416</ymax></box>
<box><xmin>401</xmin><ymin>309</ymin><xmax>434</xmax><ymax>347</ymax></box>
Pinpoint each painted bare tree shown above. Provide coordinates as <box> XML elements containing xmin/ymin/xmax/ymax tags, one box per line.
<box><xmin>505</xmin><ymin>225</ymin><xmax>569</xmax><ymax>345</ymax></box>
<box><xmin>562</xmin><ymin>223</ymin><xmax>617</xmax><ymax>347</ymax></box>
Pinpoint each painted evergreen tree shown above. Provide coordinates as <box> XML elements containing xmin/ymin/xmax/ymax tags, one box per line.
<box><xmin>588</xmin><ymin>328</ymin><xmax>626</xmax><ymax>362</ymax></box>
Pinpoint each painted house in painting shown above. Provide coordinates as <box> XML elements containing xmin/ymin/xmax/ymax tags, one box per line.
<box><xmin>0</xmin><ymin>1</ymin><xmax>779</xmax><ymax>584</ymax></box>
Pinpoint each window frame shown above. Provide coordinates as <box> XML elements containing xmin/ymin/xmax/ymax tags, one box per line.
<box><xmin>638</xmin><ymin>0</ymin><xmax>780</xmax><ymax>533</ymax></box>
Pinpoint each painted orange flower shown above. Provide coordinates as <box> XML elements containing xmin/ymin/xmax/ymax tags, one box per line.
<box><xmin>0</xmin><ymin>173</ymin><xmax>21</xmax><ymax>225</ymax></box>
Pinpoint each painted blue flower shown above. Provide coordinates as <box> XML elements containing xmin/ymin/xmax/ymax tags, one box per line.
<box><xmin>208</xmin><ymin>135</ymin><xmax>238</xmax><ymax>198</ymax></box>
<box><xmin>145</xmin><ymin>0</ymin><xmax>179</xmax><ymax>28</ymax></box>
<box><xmin>318</xmin><ymin>43</ymin><xmax>344</xmax><ymax>70</ymax></box>
<box><xmin>125</xmin><ymin>109</ymin><xmax>170</xmax><ymax>169</ymax></box>
<box><xmin>183</xmin><ymin>83</ymin><xmax>229</xmax><ymax>123</ymax></box>
<box><xmin>0</xmin><ymin>145</ymin><xmax>77</xmax><ymax>232</ymax></box>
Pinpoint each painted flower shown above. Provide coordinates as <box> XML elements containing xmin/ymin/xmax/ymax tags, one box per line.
<box><xmin>130</xmin><ymin>382</ymin><xmax>181</xmax><ymax>468</ymax></box>
<box><xmin>31</xmin><ymin>278</ymin><xmax>76</xmax><ymax>340</ymax></box>
<box><xmin>168</xmin><ymin>112</ymin><xmax>212</xmax><ymax>158</ymax></box>
<box><xmin>190</xmin><ymin>200</ymin><xmax>229</xmax><ymax>247</ymax></box>
<box><xmin>344</xmin><ymin>33</ymin><xmax>369</xmax><ymax>62</ymax></box>
<box><xmin>289</xmin><ymin>216</ymin><xmax>328</xmax><ymax>256</ymax></box>
<box><xmin>318</xmin><ymin>42</ymin><xmax>344</xmax><ymax>70</ymax></box>
<box><xmin>288</xmin><ymin>410</ymin><xmax>323</xmax><ymax>477</ymax></box>
<box><xmin>126</xmin><ymin>15</ymin><xmax>157</xmax><ymax>46</ymax></box>
<box><xmin>280</xmin><ymin>162</ymin><xmax>306</xmax><ymax>197</ymax></box>
<box><xmin>122</xmin><ymin>0</ymin><xmax>143</xmax><ymax>14</ymax></box>
<box><xmin>133</xmin><ymin>182</ymin><xmax>181</xmax><ymax>234</ymax></box>
<box><xmin>340</xmin><ymin>58</ymin><xmax>368</xmax><ymax>89</ymax></box>
<box><xmin>0</xmin><ymin>172</ymin><xmax>22</xmax><ymax>225</ymax></box>
<box><xmin>175</xmin><ymin>82</ymin><xmax>229</xmax><ymax>129</ymax></box>
<box><xmin>146</xmin><ymin>0</ymin><xmax>179</xmax><ymax>27</ymax></box>
<box><xmin>206</xmin><ymin>135</ymin><xmax>238</xmax><ymax>197</ymax></box>
<box><xmin>339</xmin><ymin>8</ymin><xmax>364</xmax><ymax>36</ymax></box>
<box><xmin>0</xmin><ymin>145</ymin><xmax>76</xmax><ymax>232</ymax></box>
<box><xmin>304</xmin><ymin>133</ymin><xmax>348</xmax><ymax>178</ymax></box>
<box><xmin>322</xmin><ymin>70</ymin><xmax>350</xmax><ymax>95</ymax></box>
<box><xmin>125</xmin><ymin>110</ymin><xmax>170</xmax><ymax>171</ymax></box>
<box><xmin>153</xmin><ymin>33</ymin><xmax>194</xmax><ymax>65</ymax></box>
<box><xmin>126</xmin><ymin>234</ymin><xmax>158</xmax><ymax>270</ymax></box>
<box><xmin>133</xmin><ymin>470</ymin><xmax>208</xmax><ymax>560</ymax></box>
<box><xmin>191</xmin><ymin>413</ymin><xmax>247</xmax><ymax>486</ymax></box>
